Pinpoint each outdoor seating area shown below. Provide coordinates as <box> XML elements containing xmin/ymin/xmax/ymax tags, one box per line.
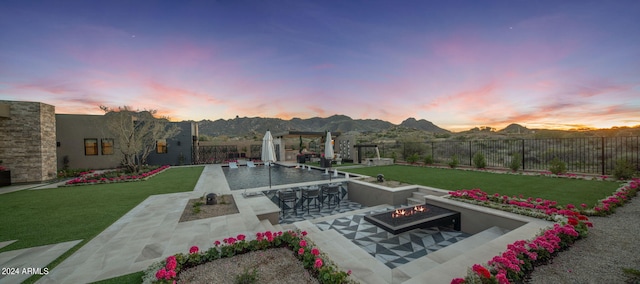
<box><xmin>275</xmin><ymin>183</ymin><xmax>344</xmax><ymax>215</ymax></box>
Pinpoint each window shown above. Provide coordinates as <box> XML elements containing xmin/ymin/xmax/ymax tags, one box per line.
<box><xmin>156</xmin><ymin>139</ymin><xmax>167</xmax><ymax>154</ymax></box>
<box><xmin>101</xmin><ymin>138</ymin><xmax>114</xmax><ymax>155</ymax></box>
<box><xmin>84</xmin><ymin>139</ymin><xmax>98</xmax><ymax>156</ymax></box>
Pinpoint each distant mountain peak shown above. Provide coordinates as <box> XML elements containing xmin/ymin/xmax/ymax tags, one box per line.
<box><xmin>499</xmin><ymin>123</ymin><xmax>530</xmax><ymax>133</ymax></box>
<box><xmin>399</xmin><ymin>117</ymin><xmax>450</xmax><ymax>133</ymax></box>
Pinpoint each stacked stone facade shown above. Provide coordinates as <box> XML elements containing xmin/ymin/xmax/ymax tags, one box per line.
<box><xmin>0</xmin><ymin>100</ymin><xmax>57</xmax><ymax>183</ymax></box>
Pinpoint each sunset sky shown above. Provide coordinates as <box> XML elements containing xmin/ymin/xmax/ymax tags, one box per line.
<box><xmin>1</xmin><ymin>0</ymin><xmax>639</xmax><ymax>131</ymax></box>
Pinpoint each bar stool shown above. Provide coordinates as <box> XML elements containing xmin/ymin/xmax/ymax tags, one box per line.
<box><xmin>321</xmin><ymin>184</ymin><xmax>341</xmax><ymax>208</ymax></box>
<box><xmin>278</xmin><ymin>189</ymin><xmax>298</xmax><ymax>215</ymax></box>
<box><xmin>301</xmin><ymin>186</ymin><xmax>321</xmax><ymax>213</ymax></box>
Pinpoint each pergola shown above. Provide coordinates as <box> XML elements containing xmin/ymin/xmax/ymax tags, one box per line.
<box><xmin>272</xmin><ymin>131</ymin><xmax>342</xmax><ymax>161</ymax></box>
<box><xmin>353</xmin><ymin>144</ymin><xmax>377</xmax><ymax>163</ymax></box>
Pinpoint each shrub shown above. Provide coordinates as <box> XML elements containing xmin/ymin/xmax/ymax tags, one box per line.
<box><xmin>448</xmin><ymin>155</ymin><xmax>459</xmax><ymax>168</ymax></box>
<box><xmin>192</xmin><ymin>201</ymin><xmax>203</xmax><ymax>214</ymax></box>
<box><xmin>472</xmin><ymin>152</ymin><xmax>486</xmax><ymax>169</ymax></box>
<box><xmin>509</xmin><ymin>154</ymin><xmax>522</xmax><ymax>172</ymax></box>
<box><xmin>424</xmin><ymin>155</ymin><xmax>434</xmax><ymax>165</ymax></box>
<box><xmin>406</xmin><ymin>153</ymin><xmax>420</xmax><ymax>164</ymax></box>
<box><xmin>613</xmin><ymin>159</ymin><xmax>636</xmax><ymax>180</ymax></box>
<box><xmin>235</xmin><ymin>268</ymin><xmax>258</xmax><ymax>284</ymax></box>
<box><xmin>549</xmin><ymin>157</ymin><xmax>566</xmax><ymax>175</ymax></box>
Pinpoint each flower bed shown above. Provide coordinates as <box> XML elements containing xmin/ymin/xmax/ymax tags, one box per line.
<box><xmin>144</xmin><ymin>230</ymin><xmax>354</xmax><ymax>284</ymax></box>
<box><xmin>64</xmin><ymin>165</ymin><xmax>170</xmax><ymax>186</ymax></box>
<box><xmin>448</xmin><ymin>178</ymin><xmax>639</xmax><ymax>284</ymax></box>
<box><xmin>448</xmin><ymin>178</ymin><xmax>638</xmax><ymax>218</ymax></box>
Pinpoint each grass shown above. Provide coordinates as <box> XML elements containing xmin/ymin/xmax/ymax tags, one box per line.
<box><xmin>343</xmin><ymin>165</ymin><xmax>622</xmax><ymax>206</ymax></box>
<box><xmin>0</xmin><ymin>166</ymin><xmax>203</xmax><ymax>283</ymax></box>
<box><xmin>0</xmin><ymin>166</ymin><xmax>204</xmax><ymax>252</ymax></box>
<box><xmin>89</xmin><ymin>271</ymin><xmax>144</xmax><ymax>284</ymax></box>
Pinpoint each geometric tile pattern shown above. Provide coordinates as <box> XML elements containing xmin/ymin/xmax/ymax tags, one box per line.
<box><xmin>315</xmin><ymin>211</ymin><xmax>471</xmax><ymax>268</ymax></box>
<box><xmin>279</xmin><ymin>199</ymin><xmax>365</xmax><ymax>224</ymax></box>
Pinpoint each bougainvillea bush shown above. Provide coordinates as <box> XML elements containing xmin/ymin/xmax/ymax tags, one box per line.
<box><xmin>64</xmin><ymin>165</ymin><xmax>170</xmax><ymax>186</ymax></box>
<box><xmin>448</xmin><ymin>178</ymin><xmax>639</xmax><ymax>284</ymax></box>
<box><xmin>143</xmin><ymin>230</ymin><xmax>355</xmax><ymax>284</ymax></box>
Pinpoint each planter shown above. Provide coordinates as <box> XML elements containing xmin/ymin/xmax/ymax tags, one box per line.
<box><xmin>320</xmin><ymin>157</ymin><xmax>332</xmax><ymax>168</ymax></box>
<box><xmin>0</xmin><ymin>170</ymin><xmax>10</xmax><ymax>187</ymax></box>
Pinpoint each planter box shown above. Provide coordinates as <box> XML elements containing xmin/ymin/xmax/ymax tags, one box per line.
<box><xmin>0</xmin><ymin>171</ymin><xmax>10</xmax><ymax>187</ymax></box>
<box><xmin>320</xmin><ymin>157</ymin><xmax>332</xmax><ymax>168</ymax></box>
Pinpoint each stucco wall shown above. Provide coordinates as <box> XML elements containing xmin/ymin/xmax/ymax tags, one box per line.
<box><xmin>0</xmin><ymin>100</ymin><xmax>57</xmax><ymax>183</ymax></box>
<box><xmin>55</xmin><ymin>114</ymin><xmax>122</xmax><ymax>170</ymax></box>
<box><xmin>146</xmin><ymin>121</ymin><xmax>197</xmax><ymax>166</ymax></box>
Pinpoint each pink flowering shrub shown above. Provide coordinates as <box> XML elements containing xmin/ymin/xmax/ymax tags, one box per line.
<box><xmin>149</xmin><ymin>230</ymin><xmax>352</xmax><ymax>284</ymax></box>
<box><xmin>588</xmin><ymin>178</ymin><xmax>638</xmax><ymax>216</ymax></box>
<box><xmin>448</xmin><ymin>179</ymin><xmax>640</xmax><ymax>284</ymax></box>
<box><xmin>65</xmin><ymin>165</ymin><xmax>170</xmax><ymax>185</ymax></box>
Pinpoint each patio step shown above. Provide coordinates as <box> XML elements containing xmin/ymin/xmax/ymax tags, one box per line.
<box><xmin>425</xmin><ymin>226</ymin><xmax>511</xmax><ymax>264</ymax></box>
<box><xmin>259</xmin><ymin>219</ymin><xmax>277</xmax><ymax>232</ymax></box>
<box><xmin>403</xmin><ymin>222</ymin><xmax>547</xmax><ymax>284</ymax></box>
<box><xmin>301</xmin><ymin>224</ymin><xmax>389</xmax><ymax>284</ymax></box>
<box><xmin>408</xmin><ymin>187</ymin><xmax>449</xmax><ymax>205</ymax></box>
<box><xmin>407</xmin><ymin>197</ymin><xmax>424</xmax><ymax>205</ymax></box>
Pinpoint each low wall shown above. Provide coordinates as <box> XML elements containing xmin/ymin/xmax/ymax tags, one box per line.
<box><xmin>347</xmin><ymin>179</ymin><xmax>537</xmax><ymax>235</ymax></box>
<box><xmin>363</xmin><ymin>158</ymin><xmax>393</xmax><ymax>166</ymax></box>
<box><xmin>423</xmin><ymin>195</ymin><xmax>535</xmax><ymax>234</ymax></box>
<box><xmin>347</xmin><ymin>179</ymin><xmax>417</xmax><ymax>207</ymax></box>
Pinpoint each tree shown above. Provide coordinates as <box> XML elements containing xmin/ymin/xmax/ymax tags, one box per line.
<box><xmin>100</xmin><ymin>106</ymin><xmax>180</xmax><ymax>173</ymax></box>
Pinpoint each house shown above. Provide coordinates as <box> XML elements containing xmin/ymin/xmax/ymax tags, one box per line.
<box><xmin>56</xmin><ymin>114</ymin><xmax>199</xmax><ymax>170</ymax></box>
<box><xmin>0</xmin><ymin>100</ymin><xmax>57</xmax><ymax>184</ymax></box>
<box><xmin>0</xmin><ymin>99</ymin><xmax>199</xmax><ymax>185</ymax></box>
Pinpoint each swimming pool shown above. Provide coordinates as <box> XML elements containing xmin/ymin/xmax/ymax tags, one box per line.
<box><xmin>222</xmin><ymin>165</ymin><xmax>343</xmax><ymax>190</ymax></box>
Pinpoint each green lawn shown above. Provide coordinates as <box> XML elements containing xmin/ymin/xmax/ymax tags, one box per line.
<box><xmin>89</xmin><ymin>272</ymin><xmax>144</xmax><ymax>284</ymax></box>
<box><xmin>343</xmin><ymin>165</ymin><xmax>621</xmax><ymax>207</ymax></box>
<box><xmin>0</xmin><ymin>166</ymin><xmax>203</xmax><ymax>283</ymax></box>
<box><xmin>0</xmin><ymin>166</ymin><xmax>203</xmax><ymax>253</ymax></box>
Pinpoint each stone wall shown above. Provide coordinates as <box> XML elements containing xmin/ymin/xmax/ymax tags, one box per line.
<box><xmin>0</xmin><ymin>100</ymin><xmax>57</xmax><ymax>183</ymax></box>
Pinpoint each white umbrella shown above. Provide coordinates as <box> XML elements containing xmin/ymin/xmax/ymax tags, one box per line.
<box><xmin>324</xmin><ymin>131</ymin><xmax>334</xmax><ymax>161</ymax></box>
<box><xmin>261</xmin><ymin>130</ymin><xmax>277</xmax><ymax>188</ymax></box>
<box><xmin>324</xmin><ymin>131</ymin><xmax>334</xmax><ymax>181</ymax></box>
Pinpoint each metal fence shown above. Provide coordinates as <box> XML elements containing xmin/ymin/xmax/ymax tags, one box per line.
<box><xmin>373</xmin><ymin>137</ymin><xmax>640</xmax><ymax>175</ymax></box>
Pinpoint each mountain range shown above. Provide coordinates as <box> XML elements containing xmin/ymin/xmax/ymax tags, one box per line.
<box><xmin>196</xmin><ymin>115</ymin><xmax>450</xmax><ymax>137</ymax></box>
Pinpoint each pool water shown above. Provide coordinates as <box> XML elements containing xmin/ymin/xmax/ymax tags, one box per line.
<box><xmin>222</xmin><ymin>165</ymin><xmax>343</xmax><ymax>190</ymax></box>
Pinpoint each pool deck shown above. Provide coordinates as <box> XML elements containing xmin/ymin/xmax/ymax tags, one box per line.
<box><xmin>1</xmin><ymin>164</ymin><xmax>553</xmax><ymax>284</ymax></box>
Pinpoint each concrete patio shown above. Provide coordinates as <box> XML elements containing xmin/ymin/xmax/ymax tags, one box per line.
<box><xmin>0</xmin><ymin>164</ymin><xmax>553</xmax><ymax>284</ymax></box>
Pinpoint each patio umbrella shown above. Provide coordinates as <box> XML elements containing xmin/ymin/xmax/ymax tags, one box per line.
<box><xmin>324</xmin><ymin>131</ymin><xmax>334</xmax><ymax>181</ymax></box>
<box><xmin>261</xmin><ymin>130</ymin><xmax>277</xmax><ymax>188</ymax></box>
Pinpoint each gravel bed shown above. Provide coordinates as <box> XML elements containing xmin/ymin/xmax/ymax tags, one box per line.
<box><xmin>528</xmin><ymin>198</ymin><xmax>640</xmax><ymax>283</ymax></box>
<box><xmin>177</xmin><ymin>247</ymin><xmax>319</xmax><ymax>284</ymax></box>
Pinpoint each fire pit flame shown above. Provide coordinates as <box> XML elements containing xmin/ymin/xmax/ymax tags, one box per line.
<box><xmin>391</xmin><ymin>205</ymin><xmax>428</xmax><ymax>218</ymax></box>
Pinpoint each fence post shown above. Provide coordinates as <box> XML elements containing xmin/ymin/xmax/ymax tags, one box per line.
<box><xmin>521</xmin><ymin>139</ymin><xmax>525</xmax><ymax>171</ymax></box>
<box><xmin>601</xmin><ymin>137</ymin><xmax>605</xmax><ymax>176</ymax></box>
<box><xmin>468</xmin><ymin>141</ymin><xmax>472</xmax><ymax>166</ymax></box>
<box><xmin>431</xmin><ymin>142</ymin><xmax>434</xmax><ymax>162</ymax></box>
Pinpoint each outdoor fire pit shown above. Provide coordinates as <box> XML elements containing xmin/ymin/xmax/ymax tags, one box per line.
<box><xmin>364</xmin><ymin>203</ymin><xmax>461</xmax><ymax>234</ymax></box>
